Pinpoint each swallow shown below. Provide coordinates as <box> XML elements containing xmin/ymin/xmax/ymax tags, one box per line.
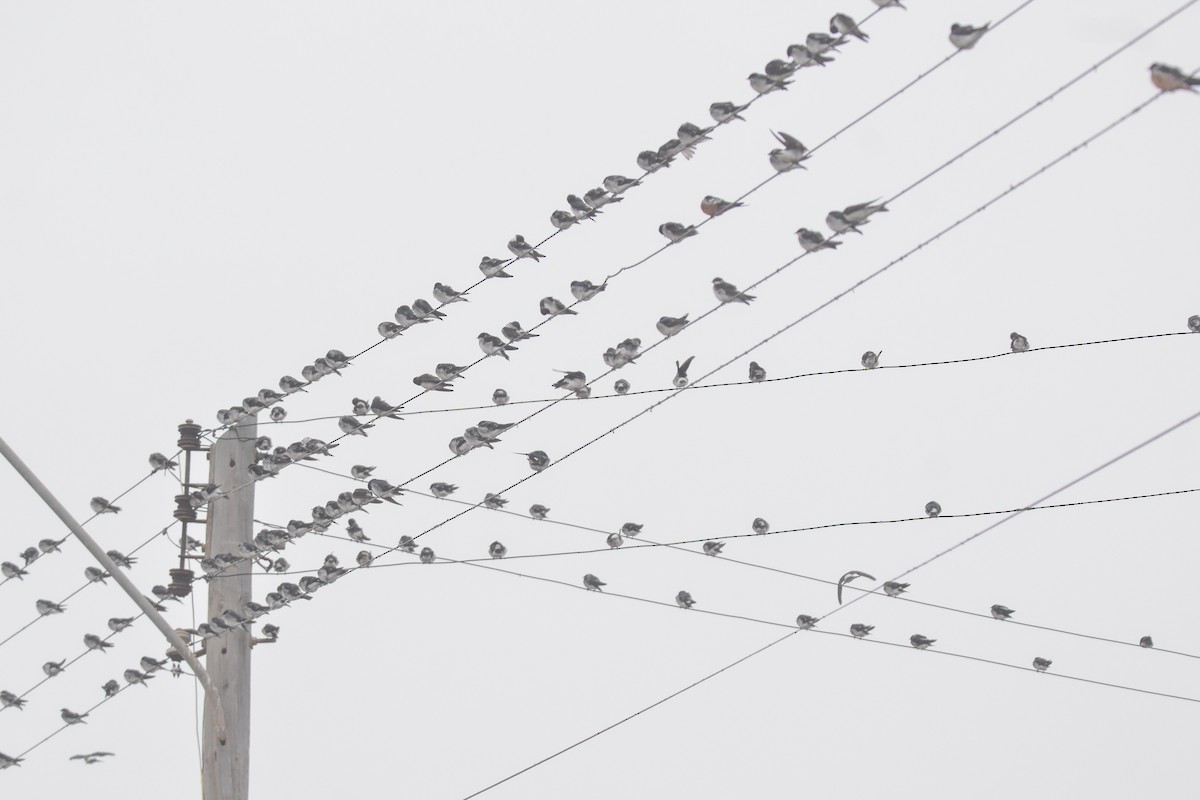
<box><xmin>551</xmin><ymin>210</ymin><xmax>579</xmax><ymax>230</ymax></box>
<box><xmin>1032</xmin><ymin>657</ymin><xmax>1052</xmax><ymax>672</ymax></box>
<box><xmin>752</xmin><ymin>518</ymin><xmax>769</xmax><ymax>534</ymax></box>
<box><xmin>413</xmin><ymin>373</ymin><xmax>453</xmax><ymax>392</ymax></box>
<box><xmin>61</xmin><ymin>708</ymin><xmax>89</xmax><ymax>725</ymax></box>
<box><xmin>1140</xmin><ymin>636</ymin><xmax>1154</xmax><ymax>648</ymax></box>
<box><xmin>826</xmin><ymin>211</ymin><xmax>865</xmax><ymax>235</ymax></box>
<box><xmin>569</xmin><ymin>280</ymin><xmax>606</xmax><ymax>302</ymax></box>
<box><xmin>837</xmin><ymin>570</ymin><xmax>875</xmax><ymax>604</ymax></box>
<box><xmin>2</xmin><ymin>561</ymin><xmax>28</xmax><ymax>580</ymax></box>
<box><xmin>700</xmin><ymin>196</ymin><xmax>743</xmax><ymax>217</ymax></box>
<box><xmin>43</xmin><ymin>660</ymin><xmax>66</xmax><ymax>677</ymax></box>
<box><xmin>368</xmin><ymin>479</ymin><xmax>403</xmax><ymax>505</ymax></box>
<box><xmin>620</xmin><ymin>522</ymin><xmax>643</xmax><ymax>537</ymax></box>
<box><xmin>1010</xmin><ymin>332</ymin><xmax>1030</xmax><ymax>352</ymax></box>
<box><xmin>796</xmin><ymin>614</ymin><xmax>819</xmax><ymax>630</ymax></box>
<box><xmin>433</xmin><ymin>282</ymin><xmax>468</xmax><ymax>305</ymax></box>
<box><xmin>396</xmin><ymin>535</ymin><xmax>417</xmax><ymax>554</ymax></box>
<box><xmin>151</xmin><ymin>585</ymin><xmax>182</xmax><ymax>604</ymax></box>
<box><xmin>604</xmin><ymin>175</ymin><xmax>641</xmax><ymax>194</ymax></box>
<box><xmin>487</xmin><ymin>541</ymin><xmax>507</xmax><ymax>559</ymax></box>
<box><xmin>124</xmin><ymin>668</ymin><xmax>155</xmax><ymax>686</ymax></box>
<box><xmin>1</xmin><ymin>691</ymin><xmax>26</xmax><ymax>710</ymax></box>
<box><xmin>552</xmin><ymin>370</ymin><xmax>587</xmax><ymax>391</ymax></box>
<box><xmin>279</xmin><ymin>375</ymin><xmax>309</xmax><ymax>394</ymax></box>
<box><xmin>709</xmin><ymin>101</ymin><xmax>750</xmax><ymax>124</ymax></box>
<box><xmin>712</xmin><ymin>277</ymin><xmax>755</xmax><ymax>304</ymax></box>
<box><xmin>338</xmin><ymin>416</ymin><xmax>375</xmax><ymax>437</ymax></box>
<box><xmin>518</xmin><ymin>451</ymin><xmax>551</xmax><ymax>472</ymax></box>
<box><xmin>501</xmin><ymin>320</ymin><xmax>538</xmax><ymax>342</ymax></box>
<box><xmin>378</xmin><ymin>320</ymin><xmax>407</xmax><ymax>339</ymax></box>
<box><xmin>1150</xmin><ymin>63</ymin><xmax>1199</xmax><ymax>92</ymax></box>
<box><xmin>21</xmin><ymin>547</ymin><xmax>40</xmax><ymax>565</ymax></box>
<box><xmin>861</xmin><ymin>351</ymin><xmax>881</xmax><ymax>369</ymax></box>
<box><xmin>37</xmin><ymin>599</ymin><xmax>66</xmax><ymax>616</ymax></box>
<box><xmin>413</xmin><ymin>300</ymin><xmax>446</xmax><ymax>322</ymax></box>
<box><xmin>769</xmin><ymin>130</ymin><xmax>809</xmax><ymax>172</ymax></box>
<box><xmin>508</xmin><ymin>234</ymin><xmax>544</xmax><ymax>261</ymax></box>
<box><xmin>349</xmin><ymin>465</ymin><xmax>375</xmax><ymax>481</ymax></box>
<box><xmin>831</xmin><ymin>13</ymin><xmax>868</xmax><ymax>41</ymax></box>
<box><xmin>658</xmin><ymin>137</ymin><xmax>694</xmax><ymax>161</ymax></box>
<box><xmin>925</xmin><ymin>501</ymin><xmax>941</xmax><ymax>518</ymax></box>
<box><xmin>260</xmin><ymin>624</ymin><xmax>280</xmax><ymax>641</ymax></box>
<box><xmin>479</xmin><ymin>332</ymin><xmax>518</xmax><ymax>360</ymax></box>
<box><xmin>584</xmin><ymin>187</ymin><xmax>621</xmax><ymax>209</ymax></box>
<box><xmin>806</xmin><ymin>32</ymin><xmax>846</xmax><ymax>54</ymax></box>
<box><xmin>796</xmin><ymin>228</ymin><xmax>841</xmax><ymax>252</ymax></box>
<box><xmin>351</xmin><ymin>397</ymin><xmax>371</xmax><ymax>416</ymax></box>
<box><xmin>653</xmin><ymin>314</ymin><xmax>689</xmax><ymax>339</ymax></box>
<box><xmin>539</xmin><ymin>297</ymin><xmax>577</xmax><ymax>316</ymax></box>
<box><xmin>581</xmin><ymin>573</ymin><xmax>606</xmax><ymax>592</ymax></box>
<box><xmin>764</xmin><ymin>58</ymin><xmax>798</xmax><ymax>80</ymax></box>
<box><xmin>702</xmin><ymin>541</ymin><xmax>725</xmax><ymax>556</ymax></box>
<box><xmin>394</xmin><ymin>306</ymin><xmax>428</xmax><ymax>328</ymax></box>
<box><xmin>990</xmin><ymin>604</ymin><xmax>1015</xmax><ymax>620</ymax></box>
<box><xmin>849</xmin><ymin>623</ymin><xmax>874</xmax><ymax>639</ymax></box>
<box><xmin>673</xmin><ymin>356</ymin><xmax>695</xmax><ymax>388</ymax></box>
<box><xmin>749</xmin><ymin>72</ymin><xmax>791</xmax><ymax>94</ymax></box>
<box><xmin>418</xmin><ymin>547</ymin><xmax>436</xmax><ymax>564</ymax></box>
<box><xmin>910</xmin><ymin>634</ymin><xmax>936</xmax><ymax>650</ymax></box>
<box><xmin>70</xmin><ymin>752</ymin><xmax>115</xmax><ymax>764</ymax></box>
<box><xmin>883</xmin><ymin>581</ymin><xmax>909</xmax><ymax>597</ymax></box>
<box><xmin>636</xmin><ymin>150</ymin><xmax>671</xmax><ymax>172</ymax></box>
<box><xmin>257</xmin><ymin>388</ymin><xmax>284</xmax><ymax>407</ymax></box>
<box><xmin>949</xmin><ymin>22</ymin><xmax>990</xmax><ymax>50</ymax></box>
<box><xmin>108</xmin><ymin>617</ymin><xmax>134</xmax><ymax>633</ymax></box>
<box><xmin>614</xmin><ymin>379</ymin><xmax>630</xmax><ymax>395</ymax></box>
<box><xmin>677</xmin><ymin>121</ymin><xmax>714</xmax><ymax>147</ymax></box>
<box><xmin>575</xmin><ymin>387</ymin><xmax>591</xmax><ymax>399</ymax></box>
<box><xmin>1188</xmin><ymin>314</ymin><xmax>1200</xmax><ymax>332</ymax></box>
<box><xmin>0</xmin><ymin>752</ymin><xmax>25</xmax><ymax>769</ymax></box>
<box><xmin>675</xmin><ymin>590</ymin><xmax>696</xmax><ymax>609</ymax></box>
<box><xmin>603</xmin><ymin>532</ymin><xmax>622</xmax><ymax>549</ymax></box>
<box><xmin>429</xmin><ymin>482</ymin><xmax>458</xmax><ymax>499</ymax></box>
<box><xmin>90</xmin><ymin>497</ymin><xmax>121</xmax><ymax>515</ymax></box>
<box><xmin>483</xmin><ymin>493</ymin><xmax>507</xmax><ymax>509</ymax></box>
<box><xmin>480</xmin><ymin>256</ymin><xmax>514</xmax><ymax>278</ymax></box>
<box><xmin>149</xmin><ymin>452</ymin><xmax>179</xmax><ymax>474</ymax></box>
<box><xmin>493</xmin><ymin>389</ymin><xmax>510</xmax><ymax>405</ymax></box>
<box><xmin>254</xmin><ymin>436</ymin><xmax>273</xmax><ymax>453</ymax></box>
<box><xmin>567</xmin><ymin>194</ymin><xmax>599</xmax><ymax>220</ymax></box>
<box><xmin>786</xmin><ymin>44</ymin><xmax>834</xmax><ymax>68</ymax></box>
<box><xmin>748</xmin><ymin>361</ymin><xmax>767</xmax><ymax>382</ymax></box>
<box><xmin>477</xmin><ymin>420</ymin><xmax>515</xmax><ymax>439</ymax></box>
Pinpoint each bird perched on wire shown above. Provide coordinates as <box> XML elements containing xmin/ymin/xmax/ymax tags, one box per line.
<box><xmin>149</xmin><ymin>453</ymin><xmax>178</xmax><ymax>474</ymax></box>
<box><xmin>849</xmin><ymin>623</ymin><xmax>874</xmax><ymax>639</ymax></box>
<box><xmin>700</xmin><ymin>196</ymin><xmax>743</xmax><ymax>217</ymax></box>
<box><xmin>70</xmin><ymin>752</ymin><xmax>114</xmax><ymax>765</ymax></box>
<box><xmin>430</xmin><ymin>482</ymin><xmax>457</xmax><ymax>499</ymax></box>
<box><xmin>709</xmin><ymin>101</ymin><xmax>750</xmax><ymax>123</ymax></box>
<box><xmin>796</xmin><ymin>228</ymin><xmax>841</xmax><ymax>252</ymax></box>
<box><xmin>675</xmin><ymin>591</ymin><xmax>696</xmax><ymax>609</ymax></box>
<box><xmin>1150</xmin><ymin>63</ymin><xmax>1199</xmax><ymax>92</ymax></box>
<box><xmin>479</xmin><ymin>332</ymin><xmax>518</xmax><ymax>360</ymax></box>
<box><xmin>492</xmin><ymin>389</ymin><xmax>509</xmax><ymax>405</ymax></box>
<box><xmin>370</xmin><ymin>397</ymin><xmax>404</xmax><ymax>419</ymax></box>
<box><xmin>796</xmin><ymin>615</ymin><xmax>819</xmax><ymax>630</ymax></box>
<box><xmin>501</xmin><ymin>321</ymin><xmax>539</xmax><ymax>343</ymax></box>
<box><xmin>83</xmin><ymin>633</ymin><xmax>114</xmax><ymax>654</ymax></box>
<box><xmin>508</xmin><ymin>234</ymin><xmax>544</xmax><ymax>261</ymax></box>
<box><xmin>1032</xmin><ymin>657</ymin><xmax>1052</xmax><ymax>673</ymax></box>
<box><xmin>712</xmin><ymin>277</ymin><xmax>755</xmax><ymax>304</ymax></box>
<box><xmin>43</xmin><ymin>660</ymin><xmax>66</xmax><ymax>677</ymax></box>
<box><xmin>883</xmin><ymin>581</ymin><xmax>909</xmax><ymax>597</ymax></box>
<box><xmin>0</xmin><ymin>691</ymin><xmax>26</xmax><ymax>710</ymax></box>
<box><xmin>752</xmin><ymin>518</ymin><xmax>769</xmax><ymax>534</ymax></box>
<box><xmin>763</xmin><ymin>58</ymin><xmax>798</xmax><ymax>80</ymax></box>
<box><xmin>925</xmin><ymin>501</ymin><xmax>941</xmax><ymax>518</ymax></box>
<box><xmin>90</xmin><ymin>497</ymin><xmax>121</xmax><ymax>515</ymax></box>
<box><xmin>748</xmin><ymin>362</ymin><xmax>767</xmax><ymax>383</ymax></box>
<box><xmin>702</xmin><ymin>541</ymin><xmax>725</xmax><ymax>556</ymax></box>
<box><xmin>552</xmin><ymin>370</ymin><xmax>587</xmax><ymax>392</ymax></box>
<box><xmin>830</xmin><ymin>13</ymin><xmax>869</xmax><ymax>41</ymax></box>
<box><xmin>433</xmin><ymin>282</ymin><xmax>468</xmax><ymax>305</ymax></box>
<box><xmin>2</xmin><ymin>562</ymin><xmax>28</xmax><ymax>581</ymax></box>
<box><xmin>345</xmin><ymin>519</ymin><xmax>369</xmax><ymax>543</ymax></box>
<box><xmin>529</xmin><ymin>504</ymin><xmax>550</xmax><ymax>520</ymax></box>
<box><xmin>1010</xmin><ymin>332</ymin><xmax>1030</xmax><ymax>352</ymax></box>
<box><xmin>748</xmin><ymin>72</ymin><xmax>790</xmax><ymax>94</ymax></box>
<box><xmin>61</xmin><ymin>708</ymin><xmax>88</xmax><ymax>725</ymax></box>
<box><xmin>636</xmin><ymin>149</ymin><xmax>671</xmax><ymax>173</ymax></box>
<box><xmin>540</xmin><ymin>297</ymin><xmax>577</xmax><ymax>317</ymax></box>
<box><xmin>806</xmin><ymin>32</ymin><xmax>846</xmax><ymax>54</ymax></box>
<box><xmin>108</xmin><ymin>617</ymin><xmax>134</xmax><ymax>633</ymax></box>
<box><xmin>479</xmin><ymin>256</ymin><xmax>513</xmax><ymax>279</ymax></box>
<box><xmin>350</xmin><ymin>465</ymin><xmax>375</xmax><ymax>481</ymax></box>
<box><xmin>570</xmin><ymin>280</ymin><xmax>606</xmax><ymax>302</ymax></box>
<box><xmin>604</xmin><ymin>175</ymin><xmax>640</xmax><ymax>195</ymax></box>
<box><xmin>673</xmin><ymin>356</ymin><xmax>695</xmax><ymax>388</ymax></box>
<box><xmin>488</xmin><ymin>541</ymin><xmax>507</xmax><ymax>559</ymax></box>
<box><xmin>583</xmin><ymin>574</ymin><xmax>606</xmax><ymax>591</ymax></box>
<box><xmin>0</xmin><ymin>753</ymin><xmax>25</xmax><ymax>769</ymax></box>
<box><xmin>483</xmin><ymin>493</ymin><xmax>507</xmax><ymax>510</ymax></box>
<box><xmin>338</xmin><ymin>416</ymin><xmax>374</xmax><ymax>437</ymax></box>
<box><xmin>124</xmin><ymin>669</ymin><xmax>154</xmax><ymax>687</ymax></box>
<box><xmin>990</xmin><ymin>604</ymin><xmax>1015</xmax><ymax>621</ymax></box>
<box><xmin>910</xmin><ymin>634</ymin><xmax>936</xmax><ymax>650</ymax></box>
<box><xmin>659</xmin><ymin>222</ymin><xmax>698</xmax><ymax>243</ymax></box>
<box><xmin>36</xmin><ymin>599</ymin><xmax>66</xmax><ymax>616</ymax></box>
<box><xmin>21</xmin><ymin>547</ymin><xmax>39</xmax><ymax>565</ymax></box>
<box><xmin>412</xmin><ymin>300</ymin><xmax>445</xmax><ymax>321</ymax></box>
<box><xmin>1140</xmin><ymin>636</ymin><xmax>1154</xmax><ymax>648</ymax></box>
<box><xmin>614</xmin><ymin>379</ymin><xmax>630</xmax><ymax>395</ymax></box>
<box><xmin>518</xmin><ymin>451</ymin><xmax>551</xmax><ymax>472</ymax></box>
<box><xmin>861</xmin><ymin>351</ymin><xmax>881</xmax><ymax>369</ymax></box>
<box><xmin>606</xmin><ymin>532</ymin><xmax>623</xmax><ymax>549</ymax></box>
<box><xmin>768</xmin><ymin>130</ymin><xmax>809</xmax><ymax>173</ymax></box>
<box><xmin>567</xmin><ymin>194</ymin><xmax>599</xmax><ymax>221</ymax></box>
<box><xmin>620</xmin><ymin>522</ymin><xmax>643</xmax><ymax>537</ymax></box>
<box><xmin>677</xmin><ymin>121</ymin><xmax>713</xmax><ymax>154</ymax></box>
<box><xmin>786</xmin><ymin>44</ymin><xmax>833</xmax><ymax>69</ymax></box>
<box><xmin>584</xmin><ymin>187</ymin><xmax>621</xmax><ymax>209</ymax></box>
<box><xmin>827</xmin><ymin>200</ymin><xmax>888</xmax><ymax>234</ymax></box>
<box><xmin>39</xmin><ymin>537</ymin><xmax>67</xmax><ymax>555</ymax></box>
<box><xmin>419</xmin><ymin>547</ymin><xmax>436</xmax><ymax>564</ymax></box>
<box><xmin>837</xmin><ymin>570</ymin><xmax>875</xmax><ymax>604</ymax></box>
<box><xmin>949</xmin><ymin>22</ymin><xmax>990</xmax><ymax>50</ymax></box>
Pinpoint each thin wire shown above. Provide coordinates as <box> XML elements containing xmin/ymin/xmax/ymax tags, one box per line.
<box><xmin>255</xmin><ymin>331</ymin><xmax>1195</xmax><ymax>423</ymax></box>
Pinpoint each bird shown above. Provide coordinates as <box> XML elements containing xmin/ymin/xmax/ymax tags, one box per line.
<box><xmin>2</xmin><ymin>562</ymin><xmax>29</xmax><ymax>581</ymax></box>
<box><xmin>575</xmin><ymin>387</ymin><xmax>591</xmax><ymax>400</ymax></box>
<box><xmin>806</xmin><ymin>32</ymin><xmax>846</xmax><ymax>54</ymax></box>
<box><xmin>769</xmin><ymin>130</ymin><xmax>809</xmax><ymax>173</ymax></box>
<box><xmin>90</xmin><ymin>497</ymin><xmax>121</xmax><ymax>514</ymax></box>
<box><xmin>831</xmin><ymin>13</ymin><xmax>869</xmax><ymax>41</ymax></box>
<box><xmin>492</xmin><ymin>389</ymin><xmax>510</xmax><ymax>405</ymax></box>
<box><xmin>712</xmin><ymin>277</ymin><xmax>755</xmax><ymax>304</ymax></box>
<box><xmin>567</xmin><ymin>193</ymin><xmax>599</xmax><ymax>220</ymax></box>
<box><xmin>61</xmin><ymin>708</ymin><xmax>88</xmax><ymax>725</ymax></box>
<box><xmin>702</xmin><ymin>541</ymin><xmax>725</xmax><ymax>556</ymax></box>
<box><xmin>140</xmin><ymin>656</ymin><xmax>167</xmax><ymax>672</ymax></box>
<box><xmin>20</xmin><ymin>547</ymin><xmax>39</xmax><ymax>565</ymax></box>
<box><xmin>1188</xmin><ymin>315</ymin><xmax>1200</xmax><ymax>333</ymax></box>
<box><xmin>551</xmin><ymin>210</ymin><xmax>579</xmax><ymax>230</ymax></box>
<box><xmin>149</xmin><ymin>452</ymin><xmax>179</xmax><ymax>474</ymax></box>
<box><xmin>479</xmin><ymin>332</ymin><xmax>518</xmax><ymax>360</ymax></box>
<box><xmin>529</xmin><ymin>504</ymin><xmax>550</xmax><ymax>520</ymax></box>
<box><xmin>479</xmin><ymin>256</ymin><xmax>513</xmax><ymax>278</ymax></box>
<box><xmin>278</xmin><ymin>375</ymin><xmax>309</xmax><ymax>394</ymax></box>
<box><xmin>70</xmin><ymin>752</ymin><xmax>114</xmax><ymax>765</ymax></box>
<box><xmin>539</xmin><ymin>296</ymin><xmax>577</xmax><ymax>317</ymax></box>
<box><xmin>338</xmin><ymin>416</ymin><xmax>374</xmax><ymax>437</ymax></box>
<box><xmin>430</xmin><ymin>482</ymin><xmax>458</xmax><ymax>498</ymax></box>
<box><xmin>260</xmin><ymin>624</ymin><xmax>279</xmax><ymax>641</ymax></box>
<box><xmin>701</xmin><ymin>196</ymin><xmax>743</xmax><ymax>217</ymax></box>
<box><xmin>368</xmin><ymin>479</ymin><xmax>403</xmax><ymax>505</ymax></box>
<box><xmin>850</xmin><ymin>623</ymin><xmax>874</xmax><ymax>639</ymax></box>
<box><xmin>371</xmin><ymin>396</ymin><xmax>404</xmax><ymax>419</ymax></box>
<box><xmin>603</xmin><ymin>175</ymin><xmax>640</xmax><ymax>194</ymax></box>
<box><xmin>675</xmin><ymin>590</ymin><xmax>696</xmax><ymax>609</ymax></box>
<box><xmin>108</xmin><ymin>617</ymin><xmax>134</xmax><ymax>633</ymax></box>
<box><xmin>837</xmin><ymin>570</ymin><xmax>875</xmax><ymax>604</ymax></box>
<box><xmin>786</xmin><ymin>44</ymin><xmax>834</xmax><ymax>68</ymax></box>
<box><xmin>910</xmin><ymin>634</ymin><xmax>936</xmax><ymax>650</ymax></box>
<box><xmin>1150</xmin><ymin>63</ymin><xmax>1200</xmax><ymax>92</ymax></box>
<box><xmin>749</xmin><ymin>72</ymin><xmax>790</xmax><ymax>94</ymax></box>
<box><xmin>350</xmin><ymin>465</ymin><xmax>376</xmax><ymax>481</ymax></box>
<box><xmin>620</xmin><ymin>522</ymin><xmax>643</xmax><ymax>537</ymax></box>
<box><xmin>796</xmin><ymin>615</ymin><xmax>819</xmax><ymax>630</ymax></box>
<box><xmin>752</xmin><ymin>518</ymin><xmax>769</xmax><ymax>534</ymax></box>
<box><xmin>501</xmin><ymin>321</ymin><xmax>539</xmax><ymax>342</ymax></box>
<box><xmin>433</xmin><ymin>282</ymin><xmax>468</xmax><ymax>305</ymax></box>
<box><xmin>861</xmin><ymin>351</ymin><xmax>881</xmax><ymax>369</ymax></box>
<box><xmin>678</xmin><ymin>121</ymin><xmax>714</xmax><ymax>149</ymax></box>
<box><xmin>606</xmin><ymin>533</ymin><xmax>623</xmax><ymax>549</ymax></box>
<box><xmin>83</xmin><ymin>633</ymin><xmax>114</xmax><ymax>653</ymax></box>
<box><xmin>377</xmin><ymin>321</ymin><xmax>405</xmax><ymax>339</ymax></box>
<box><xmin>871</xmin><ymin>0</ymin><xmax>905</xmax><ymax>8</ymax></box>
<box><xmin>949</xmin><ymin>22</ymin><xmax>990</xmax><ymax>50</ymax></box>
<box><xmin>796</xmin><ymin>228</ymin><xmax>841</xmax><ymax>252</ymax></box>
<box><xmin>508</xmin><ymin>234</ymin><xmax>544</xmax><ymax>261</ymax></box>
<box><xmin>434</xmin><ymin>363</ymin><xmax>468</xmax><ymax>382</ymax></box>
<box><xmin>748</xmin><ymin>362</ymin><xmax>767</xmax><ymax>382</ymax></box>
<box><xmin>483</xmin><ymin>493</ymin><xmax>507</xmax><ymax>510</ymax></box>
<box><xmin>637</xmin><ymin>149</ymin><xmax>671</xmax><ymax>173</ymax></box>
<box><xmin>673</xmin><ymin>356</ymin><xmax>695</xmax><ymax>388</ymax></box>
<box><xmin>552</xmin><ymin>370</ymin><xmax>587</xmax><ymax>391</ymax></box>
<box><xmin>584</xmin><ymin>187</ymin><xmax>621</xmax><ymax>209</ymax></box>
<box><xmin>659</xmin><ymin>222</ymin><xmax>698</xmax><ymax>243</ymax></box>
<box><xmin>1010</xmin><ymin>332</ymin><xmax>1030</xmax><ymax>353</ymax></box>
<box><xmin>0</xmin><ymin>753</ymin><xmax>25</xmax><ymax>769</ymax></box>
<box><xmin>583</xmin><ymin>573</ymin><xmax>606</xmax><ymax>591</ymax></box>
<box><xmin>883</xmin><ymin>581</ymin><xmax>909</xmax><ymax>597</ymax></box>
<box><xmin>614</xmin><ymin>379</ymin><xmax>630</xmax><ymax>395</ymax></box>
<box><xmin>0</xmin><ymin>691</ymin><xmax>26</xmax><ymax>710</ymax></box>
<box><xmin>413</xmin><ymin>373</ymin><xmax>454</xmax><ymax>392</ymax></box>
<box><xmin>39</xmin><ymin>537</ymin><xmax>67</xmax><ymax>555</ymax></box>
<box><xmin>1139</xmin><ymin>635</ymin><xmax>1155</xmax><ymax>648</ymax></box>
<box><xmin>990</xmin><ymin>604</ymin><xmax>1015</xmax><ymax>621</ymax></box>
<box><xmin>1032</xmin><ymin>657</ymin><xmax>1052</xmax><ymax>673</ymax></box>
<box><xmin>397</xmin><ymin>536</ymin><xmax>417</xmax><ymax>554</ymax></box>
<box><xmin>419</xmin><ymin>547</ymin><xmax>436</xmax><ymax>564</ymax></box>
<box><xmin>43</xmin><ymin>660</ymin><xmax>66</xmax><ymax>677</ymax></box>
<box><xmin>488</xmin><ymin>541</ymin><xmax>507</xmax><ymax>559</ymax></box>
<box><xmin>124</xmin><ymin>669</ymin><xmax>154</xmax><ymax>687</ymax></box>
<box><xmin>346</xmin><ymin>519</ymin><xmax>369</xmax><ymax>543</ymax></box>
<box><xmin>570</xmin><ymin>280</ymin><xmax>606</xmax><ymax>302</ymax></box>
<box><xmin>36</xmin><ymin>599</ymin><xmax>66</xmax><ymax>616</ymax></box>
<box><xmin>519</xmin><ymin>451</ymin><xmax>551</xmax><ymax>472</ymax></box>
<box><xmin>707</xmin><ymin>102</ymin><xmax>748</xmax><ymax>125</ymax></box>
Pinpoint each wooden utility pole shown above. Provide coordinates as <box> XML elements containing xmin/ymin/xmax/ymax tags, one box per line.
<box><xmin>202</xmin><ymin>418</ymin><xmax>256</xmax><ymax>800</ymax></box>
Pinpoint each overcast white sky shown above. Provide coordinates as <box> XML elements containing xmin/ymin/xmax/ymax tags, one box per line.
<box><xmin>2</xmin><ymin>1</ymin><xmax>1198</xmax><ymax>798</ymax></box>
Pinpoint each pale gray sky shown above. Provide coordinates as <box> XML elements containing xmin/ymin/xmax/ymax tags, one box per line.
<box><xmin>1</xmin><ymin>1</ymin><xmax>1198</xmax><ymax>798</ymax></box>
